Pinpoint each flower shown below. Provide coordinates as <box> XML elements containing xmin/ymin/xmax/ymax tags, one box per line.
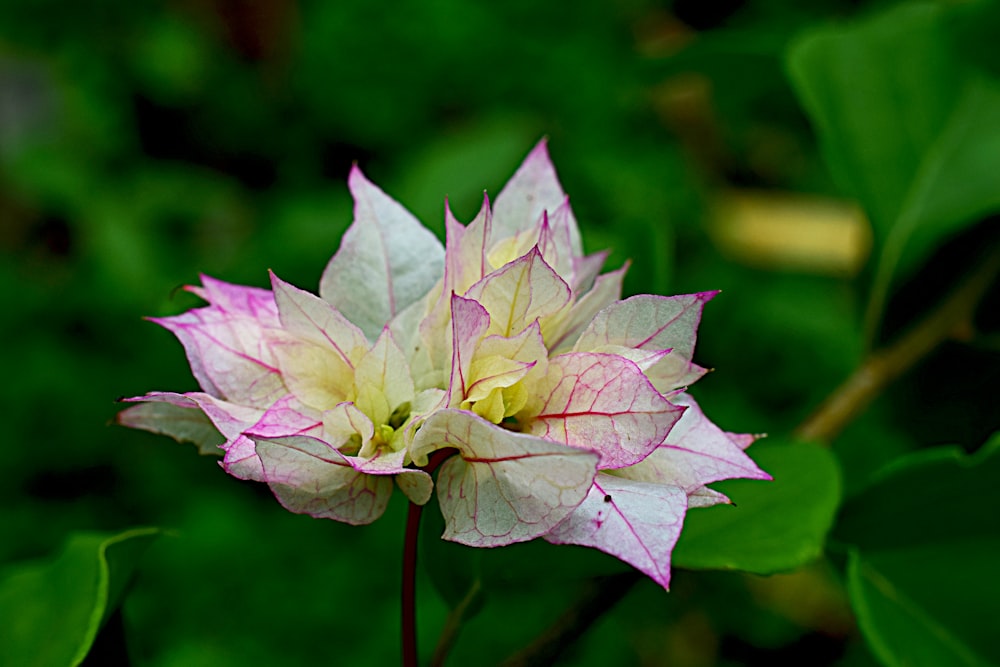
<box><xmin>119</xmin><ymin>140</ymin><xmax>769</xmax><ymax>589</ymax></box>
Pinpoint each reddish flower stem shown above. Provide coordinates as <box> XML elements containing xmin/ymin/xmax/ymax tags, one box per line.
<box><xmin>402</xmin><ymin>499</ymin><xmax>423</xmax><ymax>667</ymax></box>
<box><xmin>402</xmin><ymin>449</ymin><xmax>455</xmax><ymax>667</ymax></box>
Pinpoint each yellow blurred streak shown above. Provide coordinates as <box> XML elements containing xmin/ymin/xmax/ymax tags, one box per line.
<box><xmin>744</xmin><ymin>561</ymin><xmax>855</xmax><ymax>637</ymax></box>
<box><xmin>711</xmin><ymin>190</ymin><xmax>871</xmax><ymax>276</ymax></box>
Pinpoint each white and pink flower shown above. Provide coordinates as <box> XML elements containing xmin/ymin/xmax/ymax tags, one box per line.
<box><xmin>119</xmin><ymin>141</ymin><xmax>769</xmax><ymax>589</ymax></box>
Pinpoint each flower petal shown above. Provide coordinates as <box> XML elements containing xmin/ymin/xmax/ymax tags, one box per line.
<box><xmin>245</xmin><ymin>394</ymin><xmax>323</xmax><ymax>440</ymax></box>
<box><xmin>269</xmin><ymin>335</ymin><xmax>354</xmax><ymax>411</ymax></box>
<box><xmin>465</xmin><ymin>247</ymin><xmax>571</xmax><ymax>338</ymax></box>
<box><xmin>444</xmin><ymin>195</ymin><xmax>492</xmax><ymax>297</ymax></box>
<box><xmin>447</xmin><ymin>295</ymin><xmax>492</xmax><ymax>405</ymax></box>
<box><xmin>492</xmin><ymin>139</ymin><xmax>581</xmax><ymax>257</ymax></box>
<box><xmin>728</xmin><ymin>432</ymin><xmax>760</xmax><ymax>451</ymax></box>
<box><xmin>619</xmin><ymin>393</ymin><xmax>771</xmax><ymax>491</ymax></box>
<box><xmin>687</xmin><ymin>486</ymin><xmax>732</xmax><ymax>508</ymax></box>
<box><xmin>573</xmin><ymin>292</ymin><xmax>718</xmax><ymax>391</ymax></box>
<box><xmin>254</xmin><ymin>434</ymin><xmax>393</xmax><ymax>525</ymax></box>
<box><xmin>549</xmin><ymin>261</ymin><xmax>628</xmax><ymax>353</ymax></box>
<box><xmin>122</xmin><ymin>391</ymin><xmax>268</xmax><ymax>480</ymax></box>
<box><xmin>571</xmin><ymin>250</ymin><xmax>611</xmax><ymax>295</ymax></box>
<box><xmin>353</xmin><ymin>327</ymin><xmax>414</xmax><ymax>428</ymax></box>
<box><xmin>538</xmin><ymin>201</ymin><xmax>577</xmax><ymax>281</ymax></box>
<box><xmin>190</xmin><ymin>275</ymin><xmax>281</xmax><ymax>323</ymax></box>
<box><xmin>151</xmin><ymin>288</ymin><xmax>285</xmax><ymax>408</ymax></box>
<box><xmin>116</xmin><ymin>399</ymin><xmax>223</xmax><ymax>455</ymax></box>
<box><xmin>322</xmin><ymin>402</ymin><xmax>375</xmax><ymax>450</ymax></box>
<box><xmin>545</xmin><ymin>473</ymin><xmax>688</xmax><ymax>590</ymax></box>
<box><xmin>319</xmin><ymin>166</ymin><xmax>445</xmax><ymax>340</ymax></box>
<box><xmin>526</xmin><ymin>353</ymin><xmax>684</xmax><ymax>469</ymax></box>
<box><xmin>270</xmin><ymin>271</ymin><xmax>368</xmax><ymax>366</ymax></box>
<box><xmin>353</xmin><ymin>447</ymin><xmax>432</xmax><ymax>506</ymax></box>
<box><xmin>410</xmin><ymin>409</ymin><xmax>599</xmax><ymax>547</ymax></box>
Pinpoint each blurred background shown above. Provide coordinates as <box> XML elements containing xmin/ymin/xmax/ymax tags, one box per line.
<box><xmin>2</xmin><ymin>0</ymin><xmax>997</xmax><ymax>665</ymax></box>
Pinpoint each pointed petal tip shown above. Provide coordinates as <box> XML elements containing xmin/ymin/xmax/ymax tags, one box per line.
<box><xmin>700</xmin><ymin>289</ymin><xmax>721</xmax><ymax>301</ymax></box>
<box><xmin>346</xmin><ymin>163</ymin><xmax>377</xmax><ymax>195</ymax></box>
<box><xmin>530</xmin><ymin>136</ymin><xmax>550</xmax><ymax>153</ymax></box>
<box><xmin>266</xmin><ymin>268</ymin><xmax>282</xmax><ymax>290</ymax></box>
<box><xmin>519</xmin><ymin>137</ymin><xmax>555</xmax><ymax>170</ymax></box>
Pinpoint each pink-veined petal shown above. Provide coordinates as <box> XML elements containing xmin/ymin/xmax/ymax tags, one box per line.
<box><xmin>270</xmin><ymin>272</ymin><xmax>368</xmax><ymax>367</ymax></box>
<box><xmin>353</xmin><ymin>447</ymin><xmax>432</xmax><ymax>506</ymax></box>
<box><xmin>151</xmin><ymin>296</ymin><xmax>285</xmax><ymax>408</ymax></box>
<box><xmin>459</xmin><ymin>322</ymin><xmax>548</xmax><ymax>418</ymax></box>
<box><xmin>476</xmin><ymin>320</ymin><xmax>548</xmax><ymax>365</ymax></box>
<box><xmin>571</xmin><ymin>250</ymin><xmax>610</xmax><ymax>295</ymax></box>
<box><xmin>319</xmin><ymin>166</ymin><xmax>445</xmax><ymax>340</ymax></box>
<box><xmin>728</xmin><ymin>432</ymin><xmax>761</xmax><ymax>451</ymax></box>
<box><xmin>409</xmin><ymin>409</ymin><xmax>599</xmax><ymax>547</ymax></box>
<box><xmin>254</xmin><ymin>434</ymin><xmax>393</xmax><ymax>525</ymax></box>
<box><xmin>269</xmin><ymin>335</ymin><xmax>354</xmax><ymax>411</ymax></box>
<box><xmin>120</xmin><ymin>391</ymin><xmax>259</xmax><ymax>441</ymax></box>
<box><xmin>121</xmin><ymin>391</ymin><xmax>268</xmax><ymax>480</ymax></box>
<box><xmin>687</xmin><ymin>486</ymin><xmax>732</xmax><ymax>508</ymax></box>
<box><xmin>352</xmin><ymin>327</ymin><xmax>414</xmax><ymax>428</ymax></box>
<box><xmin>549</xmin><ymin>261</ymin><xmax>628</xmax><ymax>353</ymax></box>
<box><xmin>545</xmin><ymin>473</ymin><xmax>688</xmax><ymax>590</ymax></box>
<box><xmin>492</xmin><ymin>139</ymin><xmax>582</xmax><ymax>257</ymax></box>
<box><xmin>245</xmin><ymin>394</ymin><xmax>323</xmax><ymax>440</ymax></box>
<box><xmin>620</xmin><ymin>393</ymin><xmax>771</xmax><ymax>491</ymax></box>
<box><xmin>465</xmin><ymin>247</ymin><xmax>571</xmax><ymax>338</ymax></box>
<box><xmin>116</xmin><ymin>399</ymin><xmax>223</xmax><ymax>455</ymax></box>
<box><xmin>447</xmin><ymin>295</ymin><xmax>491</xmax><ymax>405</ymax></box>
<box><xmin>573</xmin><ymin>292</ymin><xmax>717</xmax><ymax>391</ymax></box>
<box><xmin>535</xmin><ymin>210</ymin><xmax>573</xmax><ymax>281</ymax></box>
<box><xmin>444</xmin><ymin>195</ymin><xmax>492</xmax><ymax>296</ymax></box>
<box><xmin>413</xmin><ymin>198</ymin><xmax>493</xmax><ymax>381</ymax></box>
<box><xmin>525</xmin><ymin>353</ymin><xmax>685</xmax><ymax>469</ymax></box>
<box><xmin>190</xmin><ymin>275</ymin><xmax>280</xmax><ymax>323</ymax></box>
<box><xmin>322</xmin><ymin>402</ymin><xmax>375</xmax><ymax>450</ymax></box>
<box><xmin>396</xmin><ymin>473</ymin><xmax>434</xmax><ymax>506</ymax></box>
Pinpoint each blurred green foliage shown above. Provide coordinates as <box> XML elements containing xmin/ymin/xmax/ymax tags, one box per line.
<box><xmin>1</xmin><ymin>0</ymin><xmax>997</xmax><ymax>665</ymax></box>
<box><xmin>0</xmin><ymin>528</ymin><xmax>159</xmax><ymax>667</ymax></box>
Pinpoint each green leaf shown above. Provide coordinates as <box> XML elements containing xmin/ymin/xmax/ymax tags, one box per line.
<box><xmin>848</xmin><ymin>545</ymin><xmax>999</xmax><ymax>667</ymax></box>
<box><xmin>672</xmin><ymin>442</ymin><xmax>841</xmax><ymax>574</ymax></box>
<box><xmin>836</xmin><ymin>435</ymin><xmax>1000</xmax><ymax>666</ymax></box>
<box><xmin>0</xmin><ymin>527</ymin><xmax>160</xmax><ymax>667</ymax></box>
<box><xmin>835</xmin><ymin>434</ymin><xmax>1000</xmax><ymax>549</ymax></box>
<box><xmin>787</xmin><ymin>2</ymin><xmax>1000</xmax><ymax>329</ymax></box>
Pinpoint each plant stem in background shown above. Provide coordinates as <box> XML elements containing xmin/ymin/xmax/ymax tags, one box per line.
<box><xmin>796</xmin><ymin>245</ymin><xmax>999</xmax><ymax>445</ymax></box>
<box><xmin>500</xmin><ymin>572</ymin><xmax>642</xmax><ymax>667</ymax></box>
<box><xmin>504</xmin><ymin>244</ymin><xmax>998</xmax><ymax>665</ymax></box>
<box><xmin>430</xmin><ymin>577</ymin><xmax>482</xmax><ymax>667</ymax></box>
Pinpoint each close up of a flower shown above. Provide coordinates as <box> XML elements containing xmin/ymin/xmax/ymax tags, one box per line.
<box><xmin>119</xmin><ymin>141</ymin><xmax>769</xmax><ymax>591</ymax></box>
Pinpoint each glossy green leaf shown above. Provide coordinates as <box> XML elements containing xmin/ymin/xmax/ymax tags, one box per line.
<box><xmin>0</xmin><ymin>527</ymin><xmax>160</xmax><ymax>667</ymax></box>
<box><xmin>672</xmin><ymin>442</ymin><xmax>841</xmax><ymax>574</ymax></box>
<box><xmin>848</xmin><ymin>545</ymin><xmax>999</xmax><ymax>667</ymax></box>
<box><xmin>837</xmin><ymin>435</ymin><xmax>1000</xmax><ymax>666</ymax></box>
<box><xmin>836</xmin><ymin>434</ymin><xmax>1000</xmax><ymax>549</ymax></box>
<box><xmin>787</xmin><ymin>2</ymin><xmax>1000</xmax><ymax>325</ymax></box>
